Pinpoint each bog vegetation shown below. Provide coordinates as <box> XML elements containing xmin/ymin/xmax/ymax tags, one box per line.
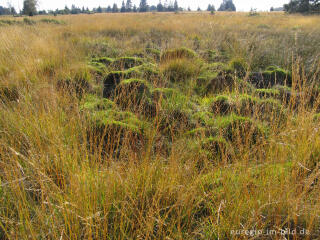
<box><xmin>0</xmin><ymin>12</ymin><xmax>320</xmax><ymax>239</ymax></box>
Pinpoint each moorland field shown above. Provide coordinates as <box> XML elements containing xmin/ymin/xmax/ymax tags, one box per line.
<box><xmin>1</xmin><ymin>12</ymin><xmax>320</xmax><ymax>239</ymax></box>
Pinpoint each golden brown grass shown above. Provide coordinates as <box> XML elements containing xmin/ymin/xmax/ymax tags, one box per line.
<box><xmin>0</xmin><ymin>12</ymin><xmax>320</xmax><ymax>239</ymax></box>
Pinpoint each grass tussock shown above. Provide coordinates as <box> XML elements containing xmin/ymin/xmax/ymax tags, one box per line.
<box><xmin>0</xmin><ymin>12</ymin><xmax>320</xmax><ymax>239</ymax></box>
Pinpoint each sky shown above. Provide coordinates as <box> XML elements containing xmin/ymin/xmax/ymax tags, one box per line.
<box><xmin>2</xmin><ymin>0</ymin><xmax>290</xmax><ymax>12</ymax></box>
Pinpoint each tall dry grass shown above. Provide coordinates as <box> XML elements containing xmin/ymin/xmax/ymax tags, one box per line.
<box><xmin>0</xmin><ymin>12</ymin><xmax>320</xmax><ymax>239</ymax></box>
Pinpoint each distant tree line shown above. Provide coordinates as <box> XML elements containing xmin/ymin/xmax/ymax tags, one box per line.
<box><xmin>284</xmin><ymin>0</ymin><xmax>320</xmax><ymax>13</ymax></box>
<box><xmin>0</xmin><ymin>6</ymin><xmax>16</xmax><ymax>15</ymax></box>
<box><xmin>0</xmin><ymin>0</ymin><xmax>236</xmax><ymax>16</ymax></box>
<box><xmin>100</xmin><ymin>0</ymin><xmax>183</xmax><ymax>13</ymax></box>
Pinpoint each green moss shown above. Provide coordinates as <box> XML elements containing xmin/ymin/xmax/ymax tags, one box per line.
<box><xmin>80</xmin><ymin>94</ymin><xmax>115</xmax><ymax>111</ymax></box>
<box><xmin>313</xmin><ymin>113</ymin><xmax>320</xmax><ymax>121</ymax></box>
<box><xmin>193</xmin><ymin>111</ymin><xmax>214</xmax><ymax>126</ymax></box>
<box><xmin>91</xmin><ymin>57</ymin><xmax>114</xmax><ymax>66</ymax></box>
<box><xmin>255</xmin><ymin>88</ymin><xmax>280</xmax><ymax>98</ymax></box>
<box><xmin>184</xmin><ymin>127</ymin><xmax>207</xmax><ymax>137</ymax></box>
<box><xmin>158</xmin><ymin>89</ymin><xmax>193</xmax><ymax>113</ymax></box>
<box><xmin>103</xmin><ymin>68</ymin><xmax>141</xmax><ymax>98</ymax></box>
<box><xmin>112</xmin><ymin>57</ymin><xmax>144</xmax><ymax>70</ymax></box>
<box><xmin>262</xmin><ymin>66</ymin><xmax>292</xmax><ymax>86</ymax></box>
<box><xmin>155</xmin><ymin>90</ymin><xmax>196</xmax><ymax>135</ymax></box>
<box><xmin>103</xmin><ymin>63</ymin><xmax>158</xmax><ymax>98</ymax></box>
<box><xmin>92</xmin><ymin>110</ymin><xmax>145</xmax><ymax>134</ymax></box>
<box><xmin>120</xmin><ymin>78</ymin><xmax>147</xmax><ymax>86</ymax></box>
<box><xmin>131</xmin><ymin>63</ymin><xmax>159</xmax><ymax>79</ymax></box>
<box><xmin>160</xmin><ymin>47</ymin><xmax>197</xmax><ymax>62</ymax></box>
<box><xmin>145</xmin><ymin>48</ymin><xmax>161</xmax><ymax>60</ymax></box>
<box><xmin>88</xmin><ymin>62</ymin><xmax>108</xmax><ymax>76</ymax></box>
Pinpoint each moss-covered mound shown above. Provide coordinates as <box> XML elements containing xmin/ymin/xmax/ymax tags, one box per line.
<box><xmin>156</xmin><ymin>90</ymin><xmax>196</xmax><ymax>136</ymax></box>
<box><xmin>114</xmin><ymin>79</ymin><xmax>155</xmax><ymax>114</ymax></box>
<box><xmin>145</xmin><ymin>48</ymin><xmax>161</xmax><ymax>61</ymax></box>
<box><xmin>112</xmin><ymin>57</ymin><xmax>144</xmax><ymax>70</ymax></box>
<box><xmin>255</xmin><ymin>88</ymin><xmax>281</xmax><ymax>98</ymax></box>
<box><xmin>91</xmin><ymin>57</ymin><xmax>114</xmax><ymax>66</ymax></box>
<box><xmin>211</xmin><ymin>114</ymin><xmax>267</xmax><ymax>145</ymax></box>
<box><xmin>103</xmin><ymin>63</ymin><xmax>159</xmax><ymax>98</ymax></box>
<box><xmin>238</xmin><ymin>94</ymin><xmax>285</xmax><ymax>120</ymax></box>
<box><xmin>132</xmin><ymin>63</ymin><xmax>159</xmax><ymax>79</ymax></box>
<box><xmin>103</xmin><ymin>69</ymin><xmax>137</xmax><ymax>98</ymax></box>
<box><xmin>86</xmin><ymin>109</ymin><xmax>148</xmax><ymax>157</ymax></box>
<box><xmin>88</xmin><ymin>62</ymin><xmax>108</xmax><ymax>76</ymax></box>
<box><xmin>201</xmin><ymin>136</ymin><xmax>232</xmax><ymax>162</ymax></box>
<box><xmin>158</xmin><ymin>108</ymin><xmax>194</xmax><ymax>137</ymax></box>
<box><xmin>209</xmin><ymin>95</ymin><xmax>234</xmax><ymax>115</ymax></box>
<box><xmin>206</xmin><ymin>70</ymin><xmax>236</xmax><ymax>94</ymax></box>
<box><xmin>249</xmin><ymin>66</ymin><xmax>292</xmax><ymax>88</ymax></box>
<box><xmin>80</xmin><ymin>94</ymin><xmax>115</xmax><ymax>111</ymax></box>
